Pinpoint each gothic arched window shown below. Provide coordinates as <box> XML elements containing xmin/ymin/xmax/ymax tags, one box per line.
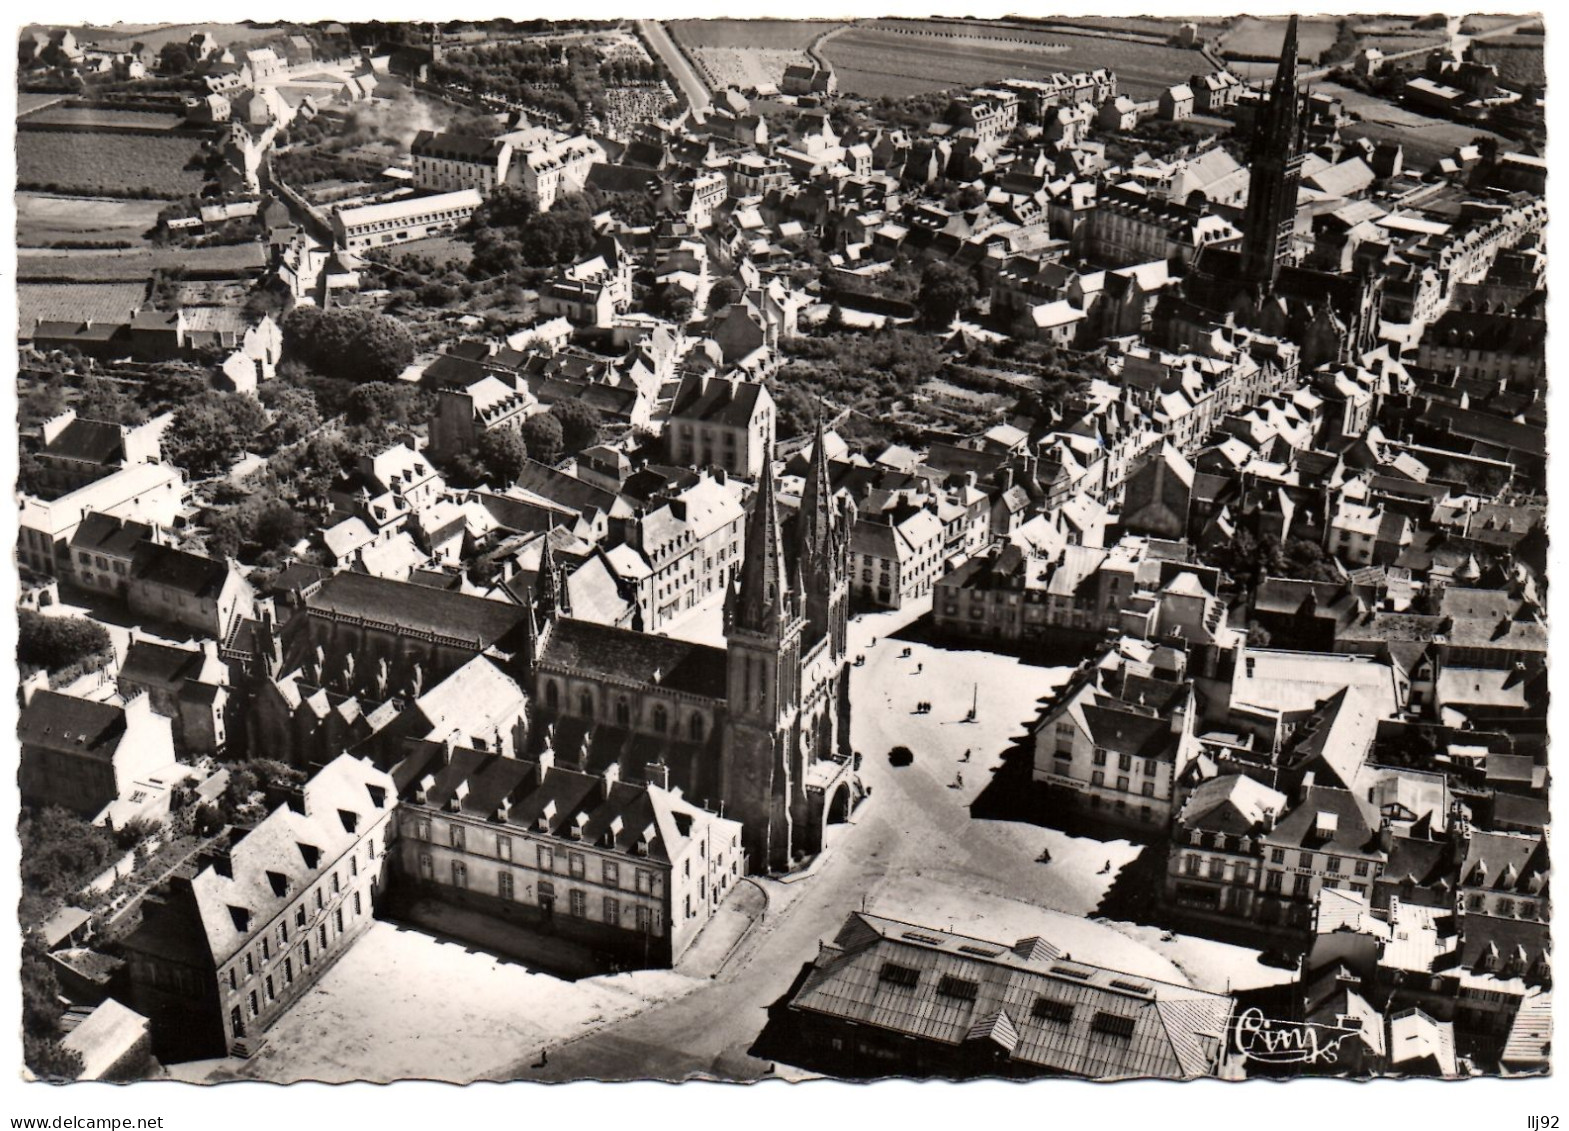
<box><xmin>616</xmin><ymin>697</ymin><xmax>630</xmax><ymax>726</ymax></box>
<box><xmin>690</xmin><ymin>714</ymin><xmax>704</xmax><ymax>742</ymax></box>
<box><xmin>545</xmin><ymin>681</ymin><xmax>559</xmax><ymax>709</ymax></box>
<box><xmin>652</xmin><ymin>704</ymin><xmax>668</xmax><ymax>733</ymax></box>
<box><xmin>579</xmin><ymin>690</ymin><xmax>594</xmax><ymax>718</ymax></box>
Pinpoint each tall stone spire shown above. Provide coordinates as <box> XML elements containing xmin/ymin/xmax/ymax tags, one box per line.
<box><xmin>1238</xmin><ymin>15</ymin><xmax>1304</xmax><ymax>289</ymax></box>
<box><xmin>727</xmin><ymin>459</ymin><xmax>792</xmax><ymax>636</ymax></box>
<box><xmin>537</xmin><ymin>533</ymin><xmax>563</xmax><ymax>618</ymax></box>
<box><xmin>795</xmin><ymin>408</ymin><xmax>834</xmax><ymax>566</ymax></box>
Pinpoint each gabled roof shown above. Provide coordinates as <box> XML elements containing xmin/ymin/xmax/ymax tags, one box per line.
<box><xmin>130</xmin><ymin>543</ymin><xmax>232</xmax><ymax>598</ymax></box>
<box><xmin>536</xmin><ymin>617</ymin><xmax>727</xmax><ymax>700</ymax></box>
<box><xmin>19</xmin><ymin>690</ymin><xmax>127</xmax><ymax>761</ymax></box>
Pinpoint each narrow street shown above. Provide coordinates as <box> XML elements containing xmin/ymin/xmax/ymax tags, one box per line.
<box><xmin>636</xmin><ymin>19</ymin><xmax>710</xmax><ymax>121</ymax></box>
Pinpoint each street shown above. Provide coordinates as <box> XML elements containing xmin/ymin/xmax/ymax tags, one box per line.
<box><xmin>636</xmin><ymin>19</ymin><xmax>710</xmax><ymax>121</ymax></box>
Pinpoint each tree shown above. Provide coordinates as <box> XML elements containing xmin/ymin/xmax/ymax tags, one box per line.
<box><xmin>281</xmin><ymin>308</ymin><xmax>414</xmax><ymax>384</ymax></box>
<box><xmin>476</xmin><ymin>428</ymin><xmax>529</xmax><ymax>485</ymax></box>
<box><xmin>917</xmin><ymin>260</ymin><xmax>978</xmax><ymax>328</ymax></box>
<box><xmin>707</xmin><ymin>276</ymin><xmax>743</xmax><ymax>312</ymax></box>
<box><xmin>550</xmin><ymin>400</ymin><xmax>602</xmax><ymax>453</ymax></box>
<box><xmin>22</xmin><ymin>942</ymin><xmax>81</xmax><ymax>1082</ymax></box>
<box><xmin>345</xmin><ymin>382</ymin><xmax>419</xmax><ymax>431</ymax></box>
<box><xmin>19</xmin><ymin>381</ymin><xmax>67</xmax><ymax>431</ymax></box>
<box><xmin>18</xmin><ymin>613</ymin><xmax>111</xmax><ymax>673</ymax></box>
<box><xmin>158</xmin><ymin>42</ymin><xmax>191</xmax><ymax>74</ymax></box>
<box><xmin>75</xmin><ymin>376</ymin><xmax>146</xmax><ymax>426</ymax></box>
<box><xmin>259</xmin><ymin>385</ymin><xmax>321</xmax><ymax>448</ymax></box>
<box><xmin>164</xmin><ymin>391</ymin><xmax>268</xmax><ymax>478</ymax></box>
<box><xmin>520</xmin><ymin>413</ymin><xmax>564</xmax><ymax>466</ymax></box>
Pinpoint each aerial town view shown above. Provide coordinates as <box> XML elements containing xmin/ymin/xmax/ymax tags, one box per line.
<box><xmin>11</xmin><ymin>7</ymin><xmax>1551</xmax><ymax>1094</ymax></box>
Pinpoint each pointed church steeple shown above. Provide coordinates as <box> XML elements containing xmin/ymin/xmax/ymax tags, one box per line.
<box><xmin>792</xmin><ymin>407</ymin><xmax>850</xmax><ymax>656</ymax></box>
<box><xmin>1239</xmin><ymin>15</ymin><xmax>1304</xmax><ymax>290</ymax></box>
<box><xmin>727</xmin><ymin>459</ymin><xmax>792</xmax><ymax>635</ymax></box>
<box><xmin>537</xmin><ymin>534</ymin><xmax>562</xmax><ymax>619</ymax></box>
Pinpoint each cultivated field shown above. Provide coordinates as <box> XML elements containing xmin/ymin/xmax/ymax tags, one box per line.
<box><xmin>666</xmin><ymin>19</ymin><xmax>844</xmax><ymax>49</ymax></box>
<box><xmin>687</xmin><ymin>47</ymin><xmax>815</xmax><ymax>91</ymax></box>
<box><xmin>1469</xmin><ymin>37</ymin><xmax>1546</xmax><ymax>88</ymax></box>
<box><xmin>18</xmin><ymin>281</ymin><xmax>150</xmax><ymax>326</ymax></box>
<box><xmin>27</xmin><ymin>22</ymin><xmax>289</xmax><ymax>47</ymax></box>
<box><xmin>820</xmin><ymin>19</ymin><xmax>1207</xmax><ymax>99</ymax></box>
<box><xmin>16</xmin><ymin>193</ymin><xmax>165</xmax><ymax>247</ymax></box>
<box><xmin>17</xmin><ymin>92</ymin><xmax>68</xmax><ymax>117</ymax></box>
<box><xmin>1221</xmin><ymin>16</ymin><xmax>1339</xmax><ymax>61</ymax></box>
<box><xmin>20</xmin><ymin>105</ymin><xmax>187</xmax><ymax>131</ymax></box>
<box><xmin>18</xmin><ymin>243</ymin><xmax>267</xmax><ymax>282</ymax></box>
<box><xmin>17</xmin><ymin>131</ymin><xmax>210</xmax><ymax>198</ymax></box>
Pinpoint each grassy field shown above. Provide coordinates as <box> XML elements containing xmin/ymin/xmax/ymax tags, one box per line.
<box><xmin>687</xmin><ymin>46</ymin><xmax>814</xmax><ymax>90</ymax></box>
<box><xmin>820</xmin><ymin>19</ymin><xmax>1206</xmax><ymax>99</ymax></box>
<box><xmin>666</xmin><ymin>19</ymin><xmax>845</xmax><ymax>49</ymax></box>
<box><xmin>17</xmin><ymin>131</ymin><xmax>210</xmax><ymax>197</ymax></box>
<box><xmin>18</xmin><ymin>281</ymin><xmax>150</xmax><ymax>326</ymax></box>
<box><xmin>27</xmin><ymin>22</ymin><xmax>287</xmax><ymax>47</ymax></box>
<box><xmin>1222</xmin><ymin>16</ymin><xmax>1339</xmax><ymax>61</ymax></box>
<box><xmin>21</xmin><ymin>106</ymin><xmax>187</xmax><ymax>131</ymax></box>
<box><xmin>16</xmin><ymin>193</ymin><xmax>165</xmax><ymax>247</ymax></box>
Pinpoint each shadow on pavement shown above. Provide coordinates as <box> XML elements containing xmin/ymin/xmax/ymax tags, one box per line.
<box><xmin>1093</xmin><ymin>840</ymin><xmax>1168</xmax><ymax>924</ymax></box>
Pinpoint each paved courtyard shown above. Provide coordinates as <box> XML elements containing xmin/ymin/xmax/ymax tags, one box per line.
<box><xmin>171</xmin><ymin>920</ymin><xmax>704</xmax><ymax>1083</ymax></box>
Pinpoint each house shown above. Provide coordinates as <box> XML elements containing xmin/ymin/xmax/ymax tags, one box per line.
<box><xmin>1254</xmin><ymin>783</ymin><xmax>1388</xmax><ymax>932</ymax></box>
<box><xmin>781</xmin><ymin>911</ymin><xmax>1235</xmax><ymax>1079</ymax></box>
<box><xmin>1159</xmin><ymin>84</ymin><xmax>1195</xmax><ymax>122</ymax></box>
<box><xmin>410</xmin><ymin>132</ymin><xmax>512</xmax><ymax>195</ymax></box>
<box><xmin>58</xmin><ymin>999</ymin><xmax>152</xmax><ymax>1082</ymax></box>
<box><xmin>1190</xmin><ymin>71</ymin><xmax>1242</xmax><ymax>113</ymax></box>
<box><xmin>18</xmin><ymin>687</ymin><xmax>177</xmax><ymax>819</ymax></box>
<box><xmin>664</xmin><ymin>374</ymin><xmax>776</xmax><ymax>479</ymax></box>
<box><xmin>850</xmin><ymin>506</ymin><xmax>945</xmax><ymax>609</ymax></box>
<box><xmin>1032</xmin><ymin>646</ymin><xmax>1199</xmax><ymax>828</ymax></box>
<box><xmin>126</xmin><ymin>543</ymin><xmax>255</xmax><ymax>639</ymax></box>
<box><xmin>34</xmin><ymin>410</ymin><xmax>164</xmax><ymax>495</ymax></box>
<box><xmin>68</xmin><ymin>512</ymin><xmax>153</xmax><ymax>598</ymax></box>
<box><xmin>1166</xmin><ymin>775</ymin><xmax>1289</xmax><ymax>924</ymax></box>
<box><xmin>117</xmin><ymin>639</ymin><xmax>232</xmax><ymax>758</ymax></box>
<box><xmin>18</xmin><ymin>461</ymin><xmax>187</xmax><ymax>578</ymax></box>
<box><xmin>331</xmin><ymin>189</ymin><xmax>482</xmax><ymax>251</ymax></box>
<box><xmin>119</xmin><ymin>754</ymin><xmax>398</xmax><ymax>1061</ymax></box>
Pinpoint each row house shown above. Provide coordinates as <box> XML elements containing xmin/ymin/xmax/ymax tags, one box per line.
<box><xmin>849</xmin><ymin>504</ymin><xmax>946</xmax><ymax>609</ymax></box>
<box><xmin>18</xmin><ymin>461</ymin><xmax>187</xmax><ymax>578</ymax></box>
<box><xmin>611</xmin><ymin>470</ymin><xmax>748</xmax><ymax>631</ymax></box>
<box><xmin>1074</xmin><ymin>187</ymin><xmax>1240</xmax><ymax>269</ymax></box>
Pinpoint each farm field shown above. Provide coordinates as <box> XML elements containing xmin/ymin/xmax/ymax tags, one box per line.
<box><xmin>1017</xmin><ymin>16</ymin><xmax>1228</xmax><ymax>40</ymax></box>
<box><xmin>20</xmin><ymin>105</ymin><xmax>188</xmax><ymax>131</ymax></box>
<box><xmin>17</xmin><ymin>92</ymin><xmax>68</xmax><ymax>117</ymax></box>
<box><xmin>1469</xmin><ymin>37</ymin><xmax>1545</xmax><ymax>88</ymax></box>
<box><xmin>18</xmin><ymin>242</ymin><xmax>267</xmax><ymax>282</ymax></box>
<box><xmin>1315</xmin><ymin>81</ymin><xmax>1518</xmax><ymax>169</ymax></box>
<box><xmin>1222</xmin><ymin>16</ymin><xmax>1339</xmax><ymax>61</ymax></box>
<box><xmin>18</xmin><ymin>281</ymin><xmax>149</xmax><ymax>327</ymax></box>
<box><xmin>17</xmin><ymin>131</ymin><xmax>210</xmax><ymax>198</ymax></box>
<box><xmin>820</xmin><ymin>19</ymin><xmax>1207</xmax><ymax>99</ymax></box>
<box><xmin>25</xmin><ymin>22</ymin><xmax>288</xmax><ymax>47</ymax></box>
<box><xmin>16</xmin><ymin>193</ymin><xmax>164</xmax><ymax>247</ymax></box>
<box><xmin>687</xmin><ymin>47</ymin><xmax>815</xmax><ymax>91</ymax></box>
<box><xmin>666</xmin><ymin>19</ymin><xmax>844</xmax><ymax>49</ymax></box>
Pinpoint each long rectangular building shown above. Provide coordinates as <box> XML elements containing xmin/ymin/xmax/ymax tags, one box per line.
<box><xmin>331</xmin><ymin>189</ymin><xmax>483</xmax><ymax>251</ymax></box>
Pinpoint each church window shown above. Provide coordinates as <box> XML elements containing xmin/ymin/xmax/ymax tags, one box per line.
<box><xmin>579</xmin><ymin>690</ymin><xmax>594</xmax><ymax>717</ymax></box>
<box><xmin>615</xmin><ymin>697</ymin><xmax>630</xmax><ymax>725</ymax></box>
<box><xmin>690</xmin><ymin>714</ymin><xmax>704</xmax><ymax>741</ymax></box>
<box><xmin>652</xmin><ymin>705</ymin><xmax>668</xmax><ymax>733</ymax></box>
<box><xmin>545</xmin><ymin>681</ymin><xmax>559</xmax><ymax>709</ymax></box>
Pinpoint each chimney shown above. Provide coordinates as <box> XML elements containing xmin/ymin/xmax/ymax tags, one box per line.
<box><xmin>285</xmin><ymin>784</ymin><xmax>308</xmax><ymax>816</ymax></box>
<box><xmin>603</xmin><ymin>761</ymin><xmax>620</xmax><ymax>799</ymax></box>
<box><xmin>537</xmin><ymin>744</ymin><xmax>555</xmax><ymax>784</ymax></box>
<box><xmin>1299</xmin><ymin>770</ymin><xmax>1316</xmax><ymax>804</ymax></box>
<box><xmin>645</xmin><ymin>761</ymin><xmax>671</xmax><ymax>790</ymax></box>
<box><xmin>449</xmin><ymin>780</ymin><xmax>470</xmax><ymax>812</ymax></box>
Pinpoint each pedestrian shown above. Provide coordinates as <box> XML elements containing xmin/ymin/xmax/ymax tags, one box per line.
<box><xmin>916</xmin><ymin>662</ymin><xmax>923</xmax><ymax>673</ymax></box>
<box><xmin>540</xmin><ymin>1048</ymin><xmax>549</xmax><ymax>1066</ymax></box>
<box><xmin>962</xmin><ymin>749</ymin><xmax>971</xmax><ymax>762</ymax></box>
<box><xmin>956</xmin><ymin>772</ymin><xmax>964</xmax><ymax>788</ymax></box>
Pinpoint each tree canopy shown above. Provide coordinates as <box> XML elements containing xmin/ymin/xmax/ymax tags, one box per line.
<box><xmin>917</xmin><ymin>260</ymin><xmax>978</xmax><ymax>328</ymax></box>
<box><xmin>521</xmin><ymin>413</ymin><xmax>564</xmax><ymax>466</ymax></box>
<box><xmin>18</xmin><ymin>613</ymin><xmax>112</xmax><ymax>674</ymax></box>
<box><xmin>550</xmin><ymin>399</ymin><xmax>602</xmax><ymax>454</ymax></box>
<box><xmin>164</xmin><ymin>391</ymin><xmax>268</xmax><ymax>478</ymax></box>
<box><xmin>281</xmin><ymin>307</ymin><xmax>415</xmax><ymax>385</ymax></box>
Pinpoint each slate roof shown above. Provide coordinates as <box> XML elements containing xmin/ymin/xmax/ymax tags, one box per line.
<box><xmin>130</xmin><ymin>543</ymin><xmax>231</xmax><ymax>598</ymax></box>
<box><xmin>537</xmin><ymin>617</ymin><xmax>727</xmax><ymax>700</ymax></box>
<box><xmin>668</xmin><ymin>373</ymin><xmax>765</xmax><ymax>428</ymax></box>
<box><xmin>19</xmin><ymin>690</ymin><xmax>127</xmax><ymax>761</ymax></box>
<box><xmin>304</xmin><ymin>571</ymin><xmax>533</xmax><ymax>649</ymax></box>
<box><xmin>789</xmin><ymin>912</ymin><xmax>1233</xmax><ymax>1080</ymax></box>
<box><xmin>45</xmin><ymin>419</ymin><xmax>125</xmax><ymax>464</ymax></box>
